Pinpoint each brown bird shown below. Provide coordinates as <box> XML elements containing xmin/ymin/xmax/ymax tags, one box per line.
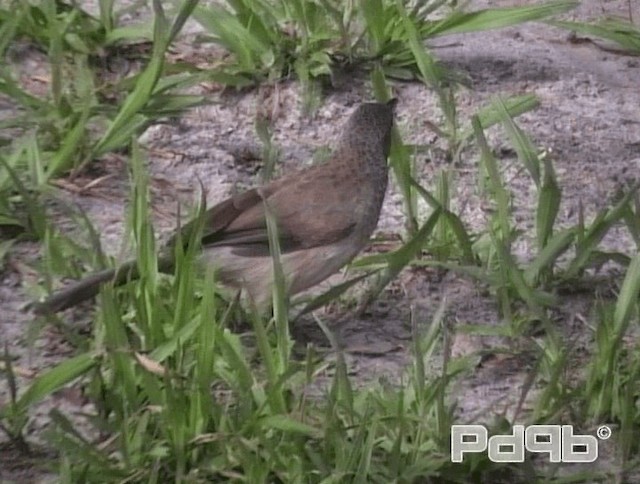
<box><xmin>33</xmin><ymin>99</ymin><xmax>397</xmax><ymax>314</ymax></box>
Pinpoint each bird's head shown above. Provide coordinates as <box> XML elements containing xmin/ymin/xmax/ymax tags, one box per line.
<box><xmin>341</xmin><ymin>98</ymin><xmax>397</xmax><ymax>158</ymax></box>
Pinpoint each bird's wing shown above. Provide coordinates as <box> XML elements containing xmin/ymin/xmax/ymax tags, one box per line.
<box><xmin>173</xmin><ymin>163</ymin><xmax>361</xmax><ymax>256</ymax></box>
<box><xmin>170</xmin><ymin>187</ymin><xmax>266</xmax><ymax>248</ymax></box>
<box><xmin>218</xmin><ymin>164</ymin><xmax>361</xmax><ymax>255</ymax></box>
<box><xmin>171</xmin><ymin>158</ymin><xmax>366</xmax><ymax>257</ymax></box>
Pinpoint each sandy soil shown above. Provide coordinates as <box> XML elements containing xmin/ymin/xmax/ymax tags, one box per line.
<box><xmin>1</xmin><ymin>0</ymin><xmax>639</xmax><ymax>481</ymax></box>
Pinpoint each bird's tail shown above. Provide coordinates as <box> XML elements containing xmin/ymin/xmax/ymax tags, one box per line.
<box><xmin>32</xmin><ymin>259</ymin><xmax>143</xmax><ymax>315</ymax></box>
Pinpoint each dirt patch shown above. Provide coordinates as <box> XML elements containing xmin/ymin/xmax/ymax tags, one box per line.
<box><xmin>2</xmin><ymin>0</ymin><xmax>640</xmax><ymax>481</ymax></box>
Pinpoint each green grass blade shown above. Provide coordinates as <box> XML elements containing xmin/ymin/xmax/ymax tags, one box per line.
<box><xmin>295</xmin><ymin>272</ymin><xmax>373</xmax><ymax>317</ymax></box>
<box><xmin>264</xmin><ymin>197</ymin><xmax>291</xmax><ymax>374</ymax></box>
<box><xmin>428</xmin><ymin>1</ymin><xmax>579</xmax><ymax>37</ymax></box>
<box><xmin>13</xmin><ymin>353</ymin><xmax>97</xmax><ymax>414</ymax></box>
<box><xmin>358</xmin><ymin>207</ymin><xmax>442</xmax><ymax>308</ymax></box>
<box><xmin>524</xmin><ymin>227</ymin><xmax>576</xmax><ymax>285</ymax></box>
<box><xmin>567</xmin><ymin>186</ymin><xmax>638</xmax><ymax>278</ymax></box>
<box><xmin>473</xmin><ymin>116</ymin><xmax>511</xmax><ymax>240</ymax></box>
<box><xmin>394</xmin><ymin>0</ymin><xmax>441</xmax><ymax>88</ymax></box>
<box><xmin>93</xmin><ymin>0</ymin><xmax>169</xmax><ymax>156</ymax></box>
<box><xmin>410</xmin><ymin>176</ymin><xmax>475</xmax><ymax>264</ymax></box>
<box><xmin>536</xmin><ymin>155</ymin><xmax>562</xmax><ymax>251</ymax></box>
<box><xmin>46</xmin><ymin>103</ymin><xmax>91</xmax><ymax>178</ymax></box>
<box><xmin>549</xmin><ymin>18</ymin><xmax>640</xmax><ymax>54</ymax></box>
<box><xmin>493</xmin><ymin>96</ymin><xmax>541</xmax><ymax>187</ymax></box>
<box><xmin>473</xmin><ymin>94</ymin><xmax>539</xmax><ymax>132</ymax></box>
<box><xmin>613</xmin><ymin>252</ymin><xmax>640</xmax><ymax>336</ymax></box>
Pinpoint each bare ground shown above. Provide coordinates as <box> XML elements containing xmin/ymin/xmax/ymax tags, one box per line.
<box><xmin>1</xmin><ymin>0</ymin><xmax>640</xmax><ymax>481</ymax></box>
